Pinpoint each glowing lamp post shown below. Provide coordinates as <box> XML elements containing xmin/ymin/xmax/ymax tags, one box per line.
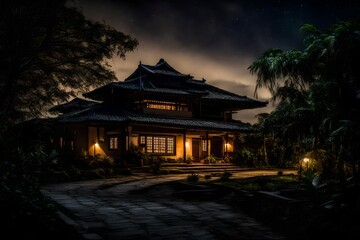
<box><xmin>303</xmin><ymin>157</ymin><xmax>310</xmax><ymax>170</ymax></box>
<box><xmin>94</xmin><ymin>142</ymin><xmax>99</xmax><ymax>156</ymax></box>
<box><xmin>299</xmin><ymin>157</ymin><xmax>310</xmax><ymax>185</ymax></box>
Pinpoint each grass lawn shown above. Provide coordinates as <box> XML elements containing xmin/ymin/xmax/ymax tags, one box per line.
<box><xmin>217</xmin><ymin>174</ymin><xmax>300</xmax><ymax>192</ymax></box>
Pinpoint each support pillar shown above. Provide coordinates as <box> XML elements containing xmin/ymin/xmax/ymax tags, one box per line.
<box><xmin>183</xmin><ymin>129</ymin><xmax>187</xmax><ymax>161</ymax></box>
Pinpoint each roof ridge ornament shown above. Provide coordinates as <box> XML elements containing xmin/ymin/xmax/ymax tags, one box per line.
<box><xmin>156</xmin><ymin>58</ymin><xmax>166</xmax><ymax>65</ymax></box>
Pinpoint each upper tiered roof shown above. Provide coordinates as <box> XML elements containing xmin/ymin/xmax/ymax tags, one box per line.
<box><xmin>49</xmin><ymin>98</ymin><xmax>98</xmax><ymax>114</ymax></box>
<box><xmin>83</xmin><ymin>59</ymin><xmax>267</xmax><ymax>110</ymax></box>
<box><xmin>56</xmin><ymin>104</ymin><xmax>251</xmax><ymax>132</ymax></box>
<box><xmin>125</xmin><ymin>58</ymin><xmax>192</xmax><ymax>80</ymax></box>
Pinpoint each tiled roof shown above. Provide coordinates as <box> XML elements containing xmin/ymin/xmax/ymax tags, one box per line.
<box><xmin>56</xmin><ymin>104</ymin><xmax>128</xmax><ymax>122</ymax></box>
<box><xmin>49</xmin><ymin>98</ymin><xmax>98</xmax><ymax>113</ymax></box>
<box><xmin>115</xmin><ymin>77</ymin><xmax>266</xmax><ymax>106</ymax></box>
<box><xmin>125</xmin><ymin>58</ymin><xmax>191</xmax><ymax>80</ymax></box>
<box><xmin>140</xmin><ymin>64</ymin><xmax>186</xmax><ymax>78</ymax></box>
<box><xmin>57</xmin><ymin>104</ymin><xmax>251</xmax><ymax>131</ymax></box>
<box><xmin>82</xmin><ymin>58</ymin><xmax>267</xmax><ymax>108</ymax></box>
<box><xmin>113</xmin><ymin>80</ymin><xmax>191</xmax><ymax>95</ymax></box>
<box><xmin>201</xmin><ymin>85</ymin><xmax>256</xmax><ymax>102</ymax></box>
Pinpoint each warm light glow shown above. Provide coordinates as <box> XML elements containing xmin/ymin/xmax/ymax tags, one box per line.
<box><xmin>303</xmin><ymin>157</ymin><xmax>310</xmax><ymax>163</ymax></box>
<box><xmin>185</xmin><ymin>141</ymin><xmax>190</xmax><ymax>147</ymax></box>
<box><xmin>95</xmin><ymin>142</ymin><xmax>99</xmax><ymax>148</ymax></box>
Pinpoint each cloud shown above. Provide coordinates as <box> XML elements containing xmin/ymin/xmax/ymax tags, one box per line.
<box><xmin>75</xmin><ymin>0</ymin><xmax>360</xmax><ymax>124</ymax></box>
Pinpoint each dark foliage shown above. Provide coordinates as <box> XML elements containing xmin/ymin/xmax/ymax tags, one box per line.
<box><xmin>0</xmin><ymin>0</ymin><xmax>138</xmax><ymax>130</ymax></box>
<box><xmin>250</xmin><ymin>20</ymin><xmax>360</xmax><ymax>186</ymax></box>
<box><xmin>0</xmin><ymin>0</ymin><xmax>137</xmax><ymax>237</ymax></box>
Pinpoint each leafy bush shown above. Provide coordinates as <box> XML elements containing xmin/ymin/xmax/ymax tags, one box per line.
<box><xmin>79</xmin><ymin>154</ymin><xmax>114</xmax><ymax>170</ymax></box>
<box><xmin>166</xmin><ymin>158</ymin><xmax>177</xmax><ymax>163</ymax></box>
<box><xmin>187</xmin><ymin>173</ymin><xmax>200</xmax><ymax>183</ymax></box>
<box><xmin>220</xmin><ymin>171</ymin><xmax>233</xmax><ymax>181</ymax></box>
<box><xmin>186</xmin><ymin>155</ymin><xmax>193</xmax><ymax>164</ymax></box>
<box><xmin>207</xmin><ymin>154</ymin><xmax>216</xmax><ymax>164</ymax></box>
<box><xmin>204</xmin><ymin>174</ymin><xmax>212</xmax><ymax>180</ymax></box>
<box><xmin>148</xmin><ymin>156</ymin><xmax>166</xmax><ymax>174</ymax></box>
<box><xmin>233</xmin><ymin>147</ymin><xmax>256</xmax><ymax>166</ymax></box>
<box><xmin>20</xmin><ymin>145</ymin><xmax>60</xmax><ymax>171</ymax></box>
<box><xmin>301</xmin><ymin>167</ymin><xmax>317</xmax><ymax>187</ymax></box>
<box><xmin>123</xmin><ymin>144</ymin><xmax>147</xmax><ymax>166</ymax></box>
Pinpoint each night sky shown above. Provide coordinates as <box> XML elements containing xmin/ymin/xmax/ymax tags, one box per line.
<box><xmin>74</xmin><ymin>0</ymin><xmax>360</xmax><ymax>124</ymax></box>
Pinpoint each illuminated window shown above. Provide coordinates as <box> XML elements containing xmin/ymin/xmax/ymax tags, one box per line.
<box><xmin>109</xmin><ymin>137</ymin><xmax>119</xmax><ymax>150</ymax></box>
<box><xmin>140</xmin><ymin>135</ymin><xmax>175</xmax><ymax>154</ymax></box>
<box><xmin>143</xmin><ymin>100</ymin><xmax>188</xmax><ymax>111</ymax></box>
<box><xmin>140</xmin><ymin>135</ymin><xmax>146</xmax><ymax>144</ymax></box>
<box><xmin>202</xmin><ymin>139</ymin><xmax>208</xmax><ymax>152</ymax></box>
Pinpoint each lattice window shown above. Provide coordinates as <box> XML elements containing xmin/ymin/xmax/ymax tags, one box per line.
<box><xmin>109</xmin><ymin>137</ymin><xmax>119</xmax><ymax>150</ymax></box>
<box><xmin>140</xmin><ymin>135</ymin><xmax>146</xmax><ymax>145</ymax></box>
<box><xmin>143</xmin><ymin>100</ymin><xmax>188</xmax><ymax>111</ymax></box>
<box><xmin>202</xmin><ymin>139</ymin><xmax>208</xmax><ymax>152</ymax></box>
<box><xmin>141</xmin><ymin>135</ymin><xmax>175</xmax><ymax>154</ymax></box>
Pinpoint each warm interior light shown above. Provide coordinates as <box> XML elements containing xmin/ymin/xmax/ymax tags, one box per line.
<box><xmin>185</xmin><ymin>141</ymin><xmax>190</xmax><ymax>147</ymax></box>
<box><xmin>95</xmin><ymin>142</ymin><xmax>99</xmax><ymax>147</ymax></box>
<box><xmin>303</xmin><ymin>157</ymin><xmax>310</xmax><ymax>163</ymax></box>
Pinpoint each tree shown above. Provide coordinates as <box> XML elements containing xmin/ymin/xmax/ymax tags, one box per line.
<box><xmin>249</xmin><ymin>20</ymin><xmax>360</xmax><ymax>181</ymax></box>
<box><xmin>0</xmin><ymin>0</ymin><xmax>138</xmax><ymax>131</ymax></box>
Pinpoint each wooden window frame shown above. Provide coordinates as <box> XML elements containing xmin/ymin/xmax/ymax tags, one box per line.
<box><xmin>202</xmin><ymin>139</ymin><xmax>208</xmax><ymax>152</ymax></box>
<box><xmin>142</xmin><ymin>100</ymin><xmax>189</xmax><ymax>112</ymax></box>
<box><xmin>139</xmin><ymin>135</ymin><xmax>176</xmax><ymax>155</ymax></box>
<box><xmin>109</xmin><ymin>136</ymin><xmax>119</xmax><ymax>150</ymax></box>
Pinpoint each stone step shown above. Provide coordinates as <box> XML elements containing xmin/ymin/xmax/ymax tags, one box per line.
<box><xmin>161</xmin><ymin>164</ymin><xmax>254</xmax><ymax>174</ymax></box>
<box><xmin>162</xmin><ymin>168</ymin><xmax>251</xmax><ymax>174</ymax></box>
<box><xmin>127</xmin><ymin>164</ymin><xmax>255</xmax><ymax>174</ymax></box>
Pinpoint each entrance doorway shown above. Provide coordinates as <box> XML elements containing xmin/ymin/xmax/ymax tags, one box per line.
<box><xmin>192</xmin><ymin>138</ymin><xmax>201</xmax><ymax>162</ymax></box>
<box><xmin>210</xmin><ymin>138</ymin><xmax>222</xmax><ymax>159</ymax></box>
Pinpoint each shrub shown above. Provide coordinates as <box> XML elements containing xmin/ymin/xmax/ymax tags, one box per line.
<box><xmin>26</xmin><ymin>145</ymin><xmax>60</xmax><ymax>171</ymax></box>
<box><xmin>233</xmin><ymin>147</ymin><xmax>256</xmax><ymax>166</ymax></box>
<box><xmin>207</xmin><ymin>154</ymin><xmax>216</xmax><ymax>164</ymax></box>
<box><xmin>187</xmin><ymin>173</ymin><xmax>199</xmax><ymax>183</ymax></box>
<box><xmin>204</xmin><ymin>174</ymin><xmax>212</xmax><ymax>180</ymax></box>
<box><xmin>220</xmin><ymin>171</ymin><xmax>232</xmax><ymax>181</ymax></box>
<box><xmin>148</xmin><ymin>156</ymin><xmax>166</xmax><ymax>174</ymax></box>
<box><xmin>186</xmin><ymin>155</ymin><xmax>193</xmax><ymax>164</ymax></box>
<box><xmin>122</xmin><ymin>144</ymin><xmax>147</xmax><ymax>166</ymax></box>
<box><xmin>78</xmin><ymin>154</ymin><xmax>114</xmax><ymax>170</ymax></box>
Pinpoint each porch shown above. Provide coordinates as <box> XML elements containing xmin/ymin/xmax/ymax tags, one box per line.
<box><xmin>87</xmin><ymin>125</ymin><xmax>237</xmax><ymax>163</ymax></box>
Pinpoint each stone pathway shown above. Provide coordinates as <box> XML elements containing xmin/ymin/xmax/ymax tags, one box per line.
<box><xmin>41</xmin><ymin>171</ymin><xmax>289</xmax><ymax>240</ymax></box>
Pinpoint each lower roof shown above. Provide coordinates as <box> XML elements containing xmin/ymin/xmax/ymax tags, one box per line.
<box><xmin>56</xmin><ymin>104</ymin><xmax>251</xmax><ymax>132</ymax></box>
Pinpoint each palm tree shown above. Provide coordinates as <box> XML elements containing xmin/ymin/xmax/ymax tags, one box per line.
<box><xmin>249</xmin><ymin>20</ymin><xmax>360</xmax><ymax>186</ymax></box>
<box><xmin>254</xmin><ymin>113</ymin><xmax>270</xmax><ymax>167</ymax></box>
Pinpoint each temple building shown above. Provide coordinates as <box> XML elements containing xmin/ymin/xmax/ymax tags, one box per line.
<box><xmin>51</xmin><ymin>59</ymin><xmax>267</xmax><ymax>163</ymax></box>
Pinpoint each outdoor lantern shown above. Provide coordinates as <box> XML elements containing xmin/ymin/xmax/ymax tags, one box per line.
<box><xmin>94</xmin><ymin>142</ymin><xmax>99</xmax><ymax>156</ymax></box>
<box><xmin>303</xmin><ymin>157</ymin><xmax>310</xmax><ymax>169</ymax></box>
